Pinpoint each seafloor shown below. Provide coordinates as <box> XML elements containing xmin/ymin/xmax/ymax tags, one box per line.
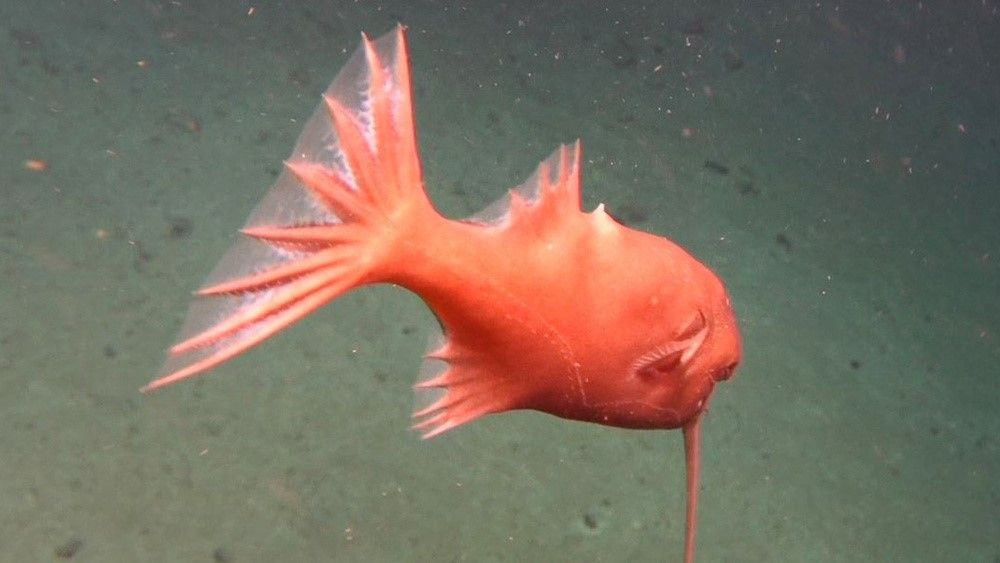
<box><xmin>1</xmin><ymin>1</ymin><xmax>997</xmax><ymax>561</ymax></box>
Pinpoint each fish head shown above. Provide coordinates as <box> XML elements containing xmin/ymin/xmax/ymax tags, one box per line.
<box><xmin>623</xmin><ymin>265</ymin><xmax>742</xmax><ymax>429</ymax></box>
<box><xmin>572</xmin><ymin>226</ymin><xmax>742</xmax><ymax>430</ymax></box>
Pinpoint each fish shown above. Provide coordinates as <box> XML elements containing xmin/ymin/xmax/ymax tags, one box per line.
<box><xmin>146</xmin><ymin>25</ymin><xmax>742</xmax><ymax>563</ymax></box>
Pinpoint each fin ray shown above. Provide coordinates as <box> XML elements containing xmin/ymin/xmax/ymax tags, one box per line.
<box><xmin>411</xmin><ymin>322</ymin><xmax>514</xmax><ymax>438</ymax></box>
<box><xmin>197</xmin><ymin>246</ymin><xmax>352</xmax><ymax>296</ymax></box>
<box><xmin>468</xmin><ymin>141</ymin><xmax>582</xmax><ymax>226</ymax></box>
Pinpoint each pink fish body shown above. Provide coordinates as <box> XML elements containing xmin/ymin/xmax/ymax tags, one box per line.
<box><xmin>148</xmin><ymin>26</ymin><xmax>741</xmax><ymax>563</ymax></box>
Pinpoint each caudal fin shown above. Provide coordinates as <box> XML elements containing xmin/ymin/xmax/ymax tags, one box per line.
<box><xmin>145</xmin><ymin>25</ymin><xmax>431</xmax><ymax>391</ymax></box>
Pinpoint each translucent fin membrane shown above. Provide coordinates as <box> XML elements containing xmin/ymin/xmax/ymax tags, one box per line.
<box><xmin>147</xmin><ymin>26</ymin><xmax>422</xmax><ymax>391</ymax></box>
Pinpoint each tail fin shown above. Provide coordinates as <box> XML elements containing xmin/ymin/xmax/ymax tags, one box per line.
<box><xmin>144</xmin><ymin>25</ymin><xmax>430</xmax><ymax>391</ymax></box>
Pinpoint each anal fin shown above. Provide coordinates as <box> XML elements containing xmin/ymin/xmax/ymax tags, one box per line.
<box><xmin>411</xmin><ymin>324</ymin><xmax>513</xmax><ymax>439</ymax></box>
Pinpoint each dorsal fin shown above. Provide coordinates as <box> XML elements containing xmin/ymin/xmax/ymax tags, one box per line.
<box><xmin>469</xmin><ymin>141</ymin><xmax>582</xmax><ymax>227</ymax></box>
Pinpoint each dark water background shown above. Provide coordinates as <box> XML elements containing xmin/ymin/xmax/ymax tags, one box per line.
<box><xmin>1</xmin><ymin>1</ymin><xmax>997</xmax><ymax>561</ymax></box>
